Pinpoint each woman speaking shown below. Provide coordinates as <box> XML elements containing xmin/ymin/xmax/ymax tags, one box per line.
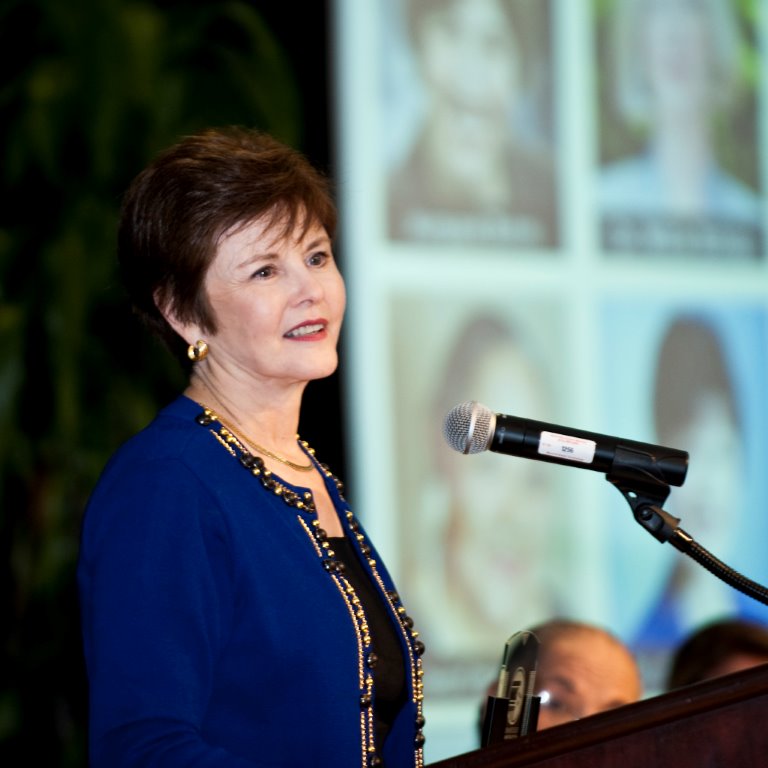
<box><xmin>77</xmin><ymin>127</ymin><xmax>425</xmax><ymax>767</ymax></box>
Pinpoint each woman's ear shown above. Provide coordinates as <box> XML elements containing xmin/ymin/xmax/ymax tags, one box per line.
<box><xmin>153</xmin><ymin>288</ymin><xmax>202</xmax><ymax>348</ymax></box>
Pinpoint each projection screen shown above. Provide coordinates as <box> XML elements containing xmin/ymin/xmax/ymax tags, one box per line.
<box><xmin>334</xmin><ymin>0</ymin><xmax>768</xmax><ymax>759</ymax></box>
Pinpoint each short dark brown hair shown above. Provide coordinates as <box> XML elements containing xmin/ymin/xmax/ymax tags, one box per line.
<box><xmin>666</xmin><ymin>618</ymin><xmax>768</xmax><ymax>690</ymax></box>
<box><xmin>118</xmin><ymin>126</ymin><xmax>337</xmax><ymax>357</ymax></box>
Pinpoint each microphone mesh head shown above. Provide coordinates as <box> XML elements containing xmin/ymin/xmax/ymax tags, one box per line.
<box><xmin>443</xmin><ymin>401</ymin><xmax>494</xmax><ymax>454</ymax></box>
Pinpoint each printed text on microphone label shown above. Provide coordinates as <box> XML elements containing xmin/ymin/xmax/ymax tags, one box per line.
<box><xmin>538</xmin><ymin>431</ymin><xmax>596</xmax><ymax>464</ymax></box>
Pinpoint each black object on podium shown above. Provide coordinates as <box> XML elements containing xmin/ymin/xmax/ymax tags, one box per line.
<box><xmin>481</xmin><ymin>631</ymin><xmax>541</xmax><ymax>747</ymax></box>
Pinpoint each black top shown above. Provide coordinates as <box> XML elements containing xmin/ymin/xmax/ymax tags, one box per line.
<box><xmin>330</xmin><ymin>536</ymin><xmax>408</xmax><ymax>756</ymax></box>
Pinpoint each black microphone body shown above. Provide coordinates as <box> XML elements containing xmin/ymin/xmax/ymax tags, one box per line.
<box><xmin>444</xmin><ymin>401</ymin><xmax>688</xmax><ymax>488</ymax></box>
<box><xmin>491</xmin><ymin>412</ymin><xmax>688</xmax><ymax>487</ymax></box>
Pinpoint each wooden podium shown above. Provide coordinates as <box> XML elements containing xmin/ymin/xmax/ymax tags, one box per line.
<box><xmin>427</xmin><ymin>664</ymin><xmax>768</xmax><ymax>767</ymax></box>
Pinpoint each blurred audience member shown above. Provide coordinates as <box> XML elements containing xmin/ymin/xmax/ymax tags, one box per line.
<box><xmin>479</xmin><ymin>618</ymin><xmax>642</xmax><ymax>740</ymax></box>
<box><xmin>665</xmin><ymin>618</ymin><xmax>768</xmax><ymax>690</ymax></box>
<box><xmin>532</xmin><ymin>619</ymin><xmax>643</xmax><ymax>729</ymax></box>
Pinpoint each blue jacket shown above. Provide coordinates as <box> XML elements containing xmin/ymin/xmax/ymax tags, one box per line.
<box><xmin>78</xmin><ymin>396</ymin><xmax>425</xmax><ymax>767</ymax></box>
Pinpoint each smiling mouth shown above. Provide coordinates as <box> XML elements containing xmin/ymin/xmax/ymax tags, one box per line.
<box><xmin>285</xmin><ymin>323</ymin><xmax>325</xmax><ymax>338</ymax></box>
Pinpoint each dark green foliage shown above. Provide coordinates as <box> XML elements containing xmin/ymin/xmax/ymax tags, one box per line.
<box><xmin>0</xmin><ymin>1</ymin><xmax>302</xmax><ymax>762</ymax></box>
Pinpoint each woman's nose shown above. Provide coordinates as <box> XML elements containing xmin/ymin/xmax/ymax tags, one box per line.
<box><xmin>295</xmin><ymin>270</ymin><xmax>324</xmax><ymax>305</ymax></box>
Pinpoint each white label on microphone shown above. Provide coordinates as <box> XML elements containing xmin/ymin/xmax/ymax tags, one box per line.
<box><xmin>538</xmin><ymin>431</ymin><xmax>596</xmax><ymax>464</ymax></box>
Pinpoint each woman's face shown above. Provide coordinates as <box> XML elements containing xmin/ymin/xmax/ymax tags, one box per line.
<box><xmin>640</xmin><ymin>0</ymin><xmax>714</xmax><ymax>117</ymax></box>
<box><xmin>185</xmin><ymin>215</ymin><xmax>346</xmax><ymax>389</ymax></box>
<box><xmin>448</xmin><ymin>341</ymin><xmax>558</xmax><ymax>629</ymax></box>
<box><xmin>416</xmin><ymin>0</ymin><xmax>519</xmax><ymax>161</ymax></box>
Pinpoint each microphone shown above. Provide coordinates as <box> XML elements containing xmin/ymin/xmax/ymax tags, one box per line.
<box><xmin>443</xmin><ymin>401</ymin><xmax>688</xmax><ymax>488</ymax></box>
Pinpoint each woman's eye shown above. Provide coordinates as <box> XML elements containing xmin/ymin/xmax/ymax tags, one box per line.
<box><xmin>308</xmin><ymin>250</ymin><xmax>330</xmax><ymax>267</ymax></box>
<box><xmin>251</xmin><ymin>265</ymin><xmax>275</xmax><ymax>279</ymax></box>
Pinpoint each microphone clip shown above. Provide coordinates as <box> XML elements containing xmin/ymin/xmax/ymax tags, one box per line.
<box><xmin>607</xmin><ymin>474</ymin><xmax>680</xmax><ymax>544</ymax></box>
<box><xmin>609</xmin><ymin>469</ymin><xmax>768</xmax><ymax>608</ymax></box>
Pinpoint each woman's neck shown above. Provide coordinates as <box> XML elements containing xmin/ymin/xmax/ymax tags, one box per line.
<box><xmin>185</xmin><ymin>370</ymin><xmax>304</xmax><ymax>451</ymax></box>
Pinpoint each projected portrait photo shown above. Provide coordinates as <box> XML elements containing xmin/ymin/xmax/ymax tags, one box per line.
<box><xmin>595</xmin><ymin>0</ymin><xmax>764</xmax><ymax>258</ymax></box>
<box><xmin>600</xmin><ymin>303</ymin><xmax>768</xmax><ymax>687</ymax></box>
<box><xmin>391</xmin><ymin>298</ymin><xmax>572</xmax><ymax>696</ymax></box>
<box><xmin>383</xmin><ymin>0</ymin><xmax>559</xmax><ymax>248</ymax></box>
<box><xmin>639</xmin><ymin>314</ymin><xmax>768</xmax><ymax>644</ymax></box>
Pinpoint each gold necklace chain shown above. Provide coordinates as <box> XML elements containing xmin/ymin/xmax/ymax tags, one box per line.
<box><xmin>199</xmin><ymin>404</ymin><xmax>314</xmax><ymax>472</ymax></box>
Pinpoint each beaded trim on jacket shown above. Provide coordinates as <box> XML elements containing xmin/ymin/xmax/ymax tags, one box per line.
<box><xmin>194</xmin><ymin>407</ymin><xmax>426</xmax><ymax>768</ymax></box>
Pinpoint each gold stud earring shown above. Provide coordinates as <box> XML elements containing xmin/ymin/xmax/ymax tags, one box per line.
<box><xmin>187</xmin><ymin>339</ymin><xmax>209</xmax><ymax>362</ymax></box>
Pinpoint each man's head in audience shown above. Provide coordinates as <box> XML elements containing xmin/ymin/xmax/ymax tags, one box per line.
<box><xmin>666</xmin><ymin>617</ymin><xmax>768</xmax><ymax>690</ymax></box>
<box><xmin>480</xmin><ymin>618</ymin><xmax>642</xmax><ymax>739</ymax></box>
<box><xmin>531</xmin><ymin>619</ymin><xmax>643</xmax><ymax>729</ymax></box>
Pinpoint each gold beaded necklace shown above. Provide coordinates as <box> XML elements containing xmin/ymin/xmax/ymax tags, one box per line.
<box><xmin>198</xmin><ymin>403</ymin><xmax>314</xmax><ymax>472</ymax></box>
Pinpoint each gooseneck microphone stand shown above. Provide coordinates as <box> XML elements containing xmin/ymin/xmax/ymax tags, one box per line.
<box><xmin>608</xmin><ymin>471</ymin><xmax>768</xmax><ymax>607</ymax></box>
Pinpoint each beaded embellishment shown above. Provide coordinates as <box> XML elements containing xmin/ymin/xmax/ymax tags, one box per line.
<box><xmin>195</xmin><ymin>407</ymin><xmax>426</xmax><ymax>767</ymax></box>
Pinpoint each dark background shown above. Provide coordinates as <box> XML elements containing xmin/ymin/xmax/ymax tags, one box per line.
<box><xmin>0</xmin><ymin>1</ymin><xmax>342</xmax><ymax>763</ymax></box>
